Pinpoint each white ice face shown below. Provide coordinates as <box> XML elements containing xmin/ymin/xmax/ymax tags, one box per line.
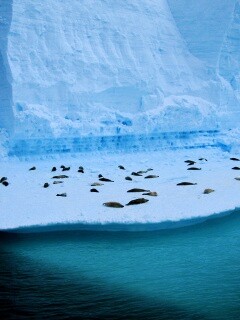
<box><xmin>0</xmin><ymin>0</ymin><xmax>239</xmax><ymax>145</ymax></box>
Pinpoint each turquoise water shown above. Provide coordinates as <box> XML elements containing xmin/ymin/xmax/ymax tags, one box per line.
<box><xmin>1</xmin><ymin>213</ymin><xmax>240</xmax><ymax>319</ymax></box>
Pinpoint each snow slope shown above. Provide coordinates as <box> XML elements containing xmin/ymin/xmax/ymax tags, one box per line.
<box><xmin>0</xmin><ymin>0</ymin><xmax>239</xmax><ymax>155</ymax></box>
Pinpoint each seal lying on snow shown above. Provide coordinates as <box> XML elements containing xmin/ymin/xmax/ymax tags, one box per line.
<box><xmin>126</xmin><ymin>198</ymin><xmax>149</xmax><ymax>205</ymax></box>
<box><xmin>103</xmin><ymin>202</ymin><xmax>124</xmax><ymax>208</ymax></box>
<box><xmin>99</xmin><ymin>177</ymin><xmax>114</xmax><ymax>182</ymax></box>
<box><xmin>144</xmin><ymin>175</ymin><xmax>159</xmax><ymax>179</ymax></box>
<box><xmin>131</xmin><ymin>172</ymin><xmax>142</xmax><ymax>176</ymax></box>
<box><xmin>184</xmin><ymin>160</ymin><xmax>196</xmax><ymax>165</ymax></box>
<box><xmin>127</xmin><ymin>188</ymin><xmax>150</xmax><ymax>193</ymax></box>
<box><xmin>52</xmin><ymin>175</ymin><xmax>69</xmax><ymax>179</ymax></box>
<box><xmin>177</xmin><ymin>182</ymin><xmax>197</xmax><ymax>186</ymax></box>
<box><xmin>62</xmin><ymin>166</ymin><xmax>70</xmax><ymax>171</ymax></box>
<box><xmin>91</xmin><ymin>182</ymin><xmax>104</xmax><ymax>186</ymax></box>
<box><xmin>203</xmin><ymin>188</ymin><xmax>214</xmax><ymax>194</ymax></box>
<box><xmin>142</xmin><ymin>191</ymin><xmax>158</xmax><ymax>196</ymax></box>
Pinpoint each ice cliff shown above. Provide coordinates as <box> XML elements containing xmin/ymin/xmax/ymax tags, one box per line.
<box><xmin>0</xmin><ymin>0</ymin><xmax>240</xmax><ymax>155</ymax></box>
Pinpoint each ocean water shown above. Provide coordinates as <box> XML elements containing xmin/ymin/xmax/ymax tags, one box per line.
<box><xmin>0</xmin><ymin>213</ymin><xmax>240</xmax><ymax>320</ymax></box>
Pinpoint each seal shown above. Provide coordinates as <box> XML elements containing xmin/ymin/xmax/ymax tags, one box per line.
<box><xmin>103</xmin><ymin>202</ymin><xmax>124</xmax><ymax>208</ymax></box>
<box><xmin>78</xmin><ymin>168</ymin><xmax>84</xmax><ymax>173</ymax></box>
<box><xmin>99</xmin><ymin>177</ymin><xmax>114</xmax><ymax>182</ymax></box>
<box><xmin>142</xmin><ymin>191</ymin><xmax>158</xmax><ymax>196</ymax></box>
<box><xmin>127</xmin><ymin>188</ymin><xmax>150</xmax><ymax>193</ymax></box>
<box><xmin>203</xmin><ymin>188</ymin><xmax>214</xmax><ymax>194</ymax></box>
<box><xmin>187</xmin><ymin>161</ymin><xmax>196</xmax><ymax>166</ymax></box>
<box><xmin>118</xmin><ymin>165</ymin><xmax>125</xmax><ymax>170</ymax></box>
<box><xmin>52</xmin><ymin>167</ymin><xmax>57</xmax><ymax>172</ymax></box>
<box><xmin>232</xmin><ymin>167</ymin><xmax>240</xmax><ymax>170</ymax></box>
<box><xmin>62</xmin><ymin>166</ymin><xmax>70</xmax><ymax>171</ymax></box>
<box><xmin>199</xmin><ymin>158</ymin><xmax>207</xmax><ymax>161</ymax></box>
<box><xmin>52</xmin><ymin>175</ymin><xmax>69</xmax><ymax>179</ymax></box>
<box><xmin>43</xmin><ymin>183</ymin><xmax>49</xmax><ymax>188</ymax></box>
<box><xmin>53</xmin><ymin>181</ymin><xmax>63</xmax><ymax>184</ymax></box>
<box><xmin>125</xmin><ymin>176</ymin><xmax>133</xmax><ymax>181</ymax></box>
<box><xmin>234</xmin><ymin>177</ymin><xmax>240</xmax><ymax>181</ymax></box>
<box><xmin>184</xmin><ymin>160</ymin><xmax>195</xmax><ymax>164</ymax></box>
<box><xmin>29</xmin><ymin>166</ymin><xmax>36</xmax><ymax>171</ymax></box>
<box><xmin>144</xmin><ymin>175</ymin><xmax>159</xmax><ymax>179</ymax></box>
<box><xmin>126</xmin><ymin>198</ymin><xmax>149</xmax><ymax>205</ymax></box>
<box><xmin>177</xmin><ymin>182</ymin><xmax>197</xmax><ymax>186</ymax></box>
<box><xmin>131</xmin><ymin>172</ymin><xmax>142</xmax><ymax>176</ymax></box>
<box><xmin>90</xmin><ymin>188</ymin><xmax>99</xmax><ymax>193</ymax></box>
<box><xmin>1</xmin><ymin>180</ymin><xmax>9</xmax><ymax>186</ymax></box>
<box><xmin>187</xmin><ymin>167</ymin><xmax>201</xmax><ymax>170</ymax></box>
<box><xmin>91</xmin><ymin>182</ymin><xmax>104</xmax><ymax>186</ymax></box>
<box><xmin>230</xmin><ymin>157</ymin><xmax>240</xmax><ymax>161</ymax></box>
<box><xmin>0</xmin><ymin>177</ymin><xmax>7</xmax><ymax>183</ymax></box>
<box><xmin>56</xmin><ymin>193</ymin><xmax>67</xmax><ymax>197</ymax></box>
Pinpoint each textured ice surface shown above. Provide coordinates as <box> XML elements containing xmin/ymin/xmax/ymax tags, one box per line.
<box><xmin>219</xmin><ymin>1</ymin><xmax>240</xmax><ymax>102</ymax></box>
<box><xmin>0</xmin><ymin>0</ymin><xmax>240</xmax><ymax>156</ymax></box>
<box><xmin>168</xmin><ymin>0</ymin><xmax>236</xmax><ymax>67</ymax></box>
<box><xmin>0</xmin><ymin>1</ymin><xmax>14</xmax><ymax>132</ymax></box>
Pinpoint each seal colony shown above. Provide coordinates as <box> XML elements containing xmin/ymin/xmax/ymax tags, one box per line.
<box><xmin>2</xmin><ymin>148</ymin><xmax>240</xmax><ymax>230</ymax></box>
<box><xmin>1</xmin><ymin>156</ymin><xmax>237</xmax><ymax>206</ymax></box>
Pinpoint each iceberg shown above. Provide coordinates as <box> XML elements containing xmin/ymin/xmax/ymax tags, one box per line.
<box><xmin>0</xmin><ymin>0</ymin><xmax>239</xmax><ymax>157</ymax></box>
<box><xmin>1</xmin><ymin>1</ymin><xmax>240</xmax><ymax>230</ymax></box>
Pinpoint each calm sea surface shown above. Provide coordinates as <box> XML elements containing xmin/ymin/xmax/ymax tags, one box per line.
<box><xmin>1</xmin><ymin>213</ymin><xmax>240</xmax><ymax>319</ymax></box>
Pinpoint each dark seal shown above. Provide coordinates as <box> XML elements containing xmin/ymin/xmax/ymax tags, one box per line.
<box><xmin>126</xmin><ymin>198</ymin><xmax>149</xmax><ymax>205</ymax></box>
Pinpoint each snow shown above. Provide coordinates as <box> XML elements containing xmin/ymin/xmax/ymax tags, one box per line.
<box><xmin>1</xmin><ymin>147</ymin><xmax>240</xmax><ymax>231</ymax></box>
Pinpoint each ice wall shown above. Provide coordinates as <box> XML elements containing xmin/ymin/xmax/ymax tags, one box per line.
<box><xmin>0</xmin><ymin>0</ymin><xmax>239</xmax><ymax>156</ymax></box>
<box><xmin>167</xmin><ymin>0</ymin><xmax>236</xmax><ymax>68</ymax></box>
<box><xmin>219</xmin><ymin>0</ymin><xmax>240</xmax><ymax>102</ymax></box>
<box><xmin>0</xmin><ymin>1</ymin><xmax>14</xmax><ymax>133</ymax></box>
<box><xmin>167</xmin><ymin>0</ymin><xmax>240</xmax><ymax>129</ymax></box>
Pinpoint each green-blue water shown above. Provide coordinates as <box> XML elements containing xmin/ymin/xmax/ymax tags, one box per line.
<box><xmin>1</xmin><ymin>213</ymin><xmax>240</xmax><ymax>319</ymax></box>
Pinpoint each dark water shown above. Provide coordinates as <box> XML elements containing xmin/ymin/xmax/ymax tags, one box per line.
<box><xmin>1</xmin><ymin>213</ymin><xmax>240</xmax><ymax>320</ymax></box>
